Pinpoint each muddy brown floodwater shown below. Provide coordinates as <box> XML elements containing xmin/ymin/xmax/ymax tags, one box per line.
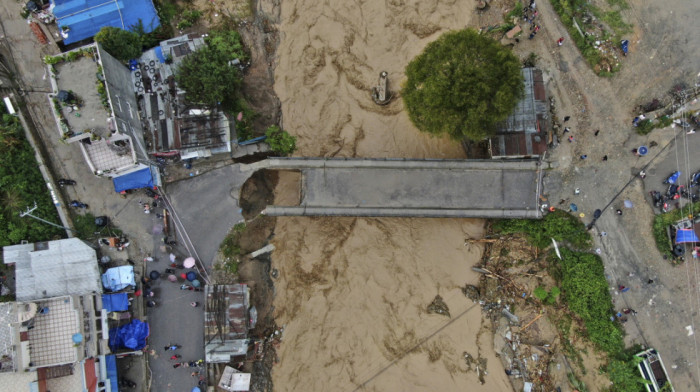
<box><xmin>269</xmin><ymin>0</ymin><xmax>512</xmax><ymax>390</ymax></box>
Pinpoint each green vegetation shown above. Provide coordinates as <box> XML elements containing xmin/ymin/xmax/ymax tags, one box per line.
<box><xmin>219</xmin><ymin>222</ymin><xmax>247</xmax><ymax>275</ymax></box>
<box><xmin>402</xmin><ymin>29</ymin><xmax>523</xmax><ymax>141</ymax></box>
<box><xmin>493</xmin><ymin>210</ymin><xmax>591</xmax><ymax>249</ymax></box>
<box><xmin>177</xmin><ymin>9</ymin><xmax>202</xmax><ymax>30</ymax></box>
<box><xmin>557</xmin><ymin>248</ymin><xmax>624</xmax><ymax>354</ymax></box>
<box><xmin>95</xmin><ymin>27</ymin><xmax>143</xmax><ymax>61</ymax></box>
<box><xmin>636</xmin><ymin>115</ymin><xmax>673</xmax><ymax>135</ymax></box>
<box><xmin>550</xmin><ymin>0</ymin><xmax>632</xmax><ymax>75</ymax></box>
<box><xmin>505</xmin><ymin>2</ymin><xmax>524</xmax><ymax>20</ymax></box>
<box><xmin>605</xmin><ymin>354</ymin><xmax>648</xmax><ymax>392</ymax></box>
<box><xmin>43</xmin><ymin>47</ymin><xmax>95</xmax><ymax>66</ymax></box>
<box><xmin>175</xmin><ymin>29</ymin><xmax>247</xmax><ymax>109</ymax></box>
<box><xmin>0</xmin><ymin>108</ymin><xmax>64</xmax><ymax>246</ymax></box>
<box><xmin>265</xmin><ymin>125</ymin><xmax>297</xmax><ymax>156</ymax></box>
<box><xmin>652</xmin><ymin>202</ymin><xmax>700</xmax><ymax>259</ymax></box>
<box><xmin>534</xmin><ymin>286</ymin><xmax>560</xmax><ymax>305</ymax></box>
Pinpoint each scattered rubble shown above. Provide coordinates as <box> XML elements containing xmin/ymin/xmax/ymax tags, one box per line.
<box><xmin>427</xmin><ymin>294</ymin><xmax>451</xmax><ymax>317</ymax></box>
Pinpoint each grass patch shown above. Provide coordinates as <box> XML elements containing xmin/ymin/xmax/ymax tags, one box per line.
<box><xmin>559</xmin><ymin>248</ymin><xmax>624</xmax><ymax>355</ymax></box>
<box><xmin>493</xmin><ymin>210</ymin><xmax>592</xmax><ymax>249</ymax></box>
<box><xmin>636</xmin><ymin>115</ymin><xmax>673</xmax><ymax>135</ymax></box>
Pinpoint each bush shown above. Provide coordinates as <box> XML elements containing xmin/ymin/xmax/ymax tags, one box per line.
<box><xmin>493</xmin><ymin>210</ymin><xmax>591</xmax><ymax>249</ymax></box>
<box><xmin>533</xmin><ymin>286</ymin><xmax>548</xmax><ymax>301</ymax></box>
<box><xmin>95</xmin><ymin>27</ymin><xmax>143</xmax><ymax>61</ymax></box>
<box><xmin>177</xmin><ymin>9</ymin><xmax>202</xmax><ymax>30</ymax></box>
<box><xmin>0</xmin><ymin>110</ymin><xmax>64</xmax><ymax>246</ymax></box>
<box><xmin>265</xmin><ymin>125</ymin><xmax>297</xmax><ymax>156</ymax></box>
<box><xmin>558</xmin><ymin>248</ymin><xmax>624</xmax><ymax>354</ymax></box>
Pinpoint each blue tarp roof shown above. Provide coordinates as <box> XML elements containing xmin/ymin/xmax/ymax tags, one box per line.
<box><xmin>105</xmin><ymin>355</ymin><xmax>119</xmax><ymax>392</ymax></box>
<box><xmin>113</xmin><ymin>167</ymin><xmax>154</xmax><ymax>193</ymax></box>
<box><xmin>676</xmin><ymin>229</ymin><xmax>699</xmax><ymax>244</ymax></box>
<box><xmin>51</xmin><ymin>0</ymin><xmax>160</xmax><ymax>45</ymax></box>
<box><xmin>102</xmin><ymin>265</ymin><xmax>135</xmax><ymax>292</ymax></box>
<box><xmin>109</xmin><ymin>319</ymin><xmax>149</xmax><ymax>351</ymax></box>
<box><xmin>154</xmin><ymin>46</ymin><xmax>166</xmax><ymax>63</ymax></box>
<box><xmin>102</xmin><ymin>293</ymin><xmax>129</xmax><ymax>312</ymax></box>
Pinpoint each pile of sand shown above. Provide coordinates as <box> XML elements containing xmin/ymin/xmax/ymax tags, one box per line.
<box><xmin>270</xmin><ymin>0</ymin><xmax>511</xmax><ymax>390</ymax></box>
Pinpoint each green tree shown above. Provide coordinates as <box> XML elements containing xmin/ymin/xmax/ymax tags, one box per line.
<box><xmin>205</xmin><ymin>29</ymin><xmax>248</xmax><ymax>62</ymax></box>
<box><xmin>175</xmin><ymin>46</ymin><xmax>241</xmax><ymax>107</ymax></box>
<box><xmin>265</xmin><ymin>125</ymin><xmax>296</xmax><ymax>156</ymax></box>
<box><xmin>402</xmin><ymin>29</ymin><xmax>524</xmax><ymax>141</ymax></box>
<box><xmin>94</xmin><ymin>27</ymin><xmax>142</xmax><ymax>61</ymax></box>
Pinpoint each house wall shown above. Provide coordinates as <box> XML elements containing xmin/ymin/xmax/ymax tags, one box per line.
<box><xmin>96</xmin><ymin>44</ymin><xmax>148</xmax><ymax>163</ymax></box>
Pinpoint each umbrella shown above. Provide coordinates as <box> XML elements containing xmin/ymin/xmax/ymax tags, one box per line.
<box><xmin>569</xmin><ymin>203</ymin><xmax>578</xmax><ymax>212</ymax></box>
<box><xmin>593</xmin><ymin>209</ymin><xmax>602</xmax><ymax>219</ymax></box>
<box><xmin>624</xmin><ymin>200</ymin><xmax>634</xmax><ymax>208</ymax></box>
<box><xmin>192</xmin><ymin>279</ymin><xmax>201</xmax><ymax>288</ymax></box>
<box><xmin>192</xmin><ymin>387</ymin><xmax>201</xmax><ymax>392</ymax></box>
<box><xmin>149</xmin><ymin>270</ymin><xmax>161</xmax><ymax>280</ymax></box>
<box><xmin>180</xmin><ymin>273</ymin><xmax>187</xmax><ymax>280</ymax></box>
<box><xmin>168</xmin><ymin>274</ymin><xmax>177</xmax><ymax>282</ymax></box>
<box><xmin>183</xmin><ymin>257</ymin><xmax>196</xmax><ymax>269</ymax></box>
<box><xmin>638</xmin><ymin>146</ymin><xmax>648</xmax><ymax>156</ymax></box>
<box><xmin>169</xmin><ymin>253</ymin><xmax>177</xmax><ymax>263</ymax></box>
<box><xmin>186</xmin><ymin>271</ymin><xmax>197</xmax><ymax>282</ymax></box>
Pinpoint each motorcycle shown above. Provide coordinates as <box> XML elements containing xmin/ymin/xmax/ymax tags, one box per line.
<box><xmin>164</xmin><ymin>344</ymin><xmax>181</xmax><ymax>351</ymax></box>
<box><xmin>69</xmin><ymin>200</ymin><xmax>89</xmax><ymax>209</ymax></box>
<box><xmin>690</xmin><ymin>172</ymin><xmax>700</xmax><ymax>187</ymax></box>
<box><xmin>119</xmin><ymin>378</ymin><xmax>136</xmax><ymax>389</ymax></box>
<box><xmin>681</xmin><ymin>186</ymin><xmax>700</xmax><ymax>202</ymax></box>
<box><xmin>663</xmin><ymin>171</ymin><xmax>681</xmax><ymax>184</ymax></box>
<box><xmin>666</xmin><ymin>184</ymin><xmax>681</xmax><ymax>200</ymax></box>
<box><xmin>650</xmin><ymin>191</ymin><xmax>664</xmax><ymax>207</ymax></box>
<box><xmin>145</xmin><ymin>187</ymin><xmax>160</xmax><ymax>199</ymax></box>
<box><xmin>57</xmin><ymin>179</ymin><xmax>76</xmax><ymax>186</ymax></box>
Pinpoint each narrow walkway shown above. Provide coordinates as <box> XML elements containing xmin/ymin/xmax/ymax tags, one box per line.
<box><xmin>253</xmin><ymin>158</ymin><xmax>546</xmax><ymax>218</ymax></box>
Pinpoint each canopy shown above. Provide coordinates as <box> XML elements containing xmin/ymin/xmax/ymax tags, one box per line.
<box><xmin>109</xmin><ymin>319</ymin><xmax>150</xmax><ymax>351</ymax></box>
<box><xmin>675</xmin><ymin>229</ymin><xmax>699</xmax><ymax>244</ymax></box>
<box><xmin>105</xmin><ymin>355</ymin><xmax>118</xmax><ymax>392</ymax></box>
<box><xmin>102</xmin><ymin>265</ymin><xmax>135</xmax><ymax>291</ymax></box>
<box><xmin>102</xmin><ymin>293</ymin><xmax>129</xmax><ymax>312</ymax></box>
<box><xmin>113</xmin><ymin>167</ymin><xmax>154</xmax><ymax>193</ymax></box>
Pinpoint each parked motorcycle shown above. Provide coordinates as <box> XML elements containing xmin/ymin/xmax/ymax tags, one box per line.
<box><xmin>57</xmin><ymin>179</ymin><xmax>76</xmax><ymax>186</ymax></box>
<box><xmin>164</xmin><ymin>344</ymin><xmax>181</xmax><ymax>351</ymax></box>
<box><xmin>650</xmin><ymin>191</ymin><xmax>664</xmax><ymax>208</ymax></box>
<box><xmin>69</xmin><ymin>200</ymin><xmax>89</xmax><ymax>209</ymax></box>
<box><xmin>118</xmin><ymin>378</ymin><xmax>136</xmax><ymax>389</ymax></box>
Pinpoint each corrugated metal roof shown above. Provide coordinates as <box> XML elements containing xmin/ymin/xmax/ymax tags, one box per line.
<box><xmin>3</xmin><ymin>238</ymin><xmax>101</xmax><ymax>301</ymax></box>
<box><xmin>51</xmin><ymin>0</ymin><xmax>160</xmax><ymax>45</ymax></box>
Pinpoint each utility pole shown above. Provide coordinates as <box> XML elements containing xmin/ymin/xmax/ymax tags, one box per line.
<box><xmin>19</xmin><ymin>202</ymin><xmax>75</xmax><ymax>232</ymax></box>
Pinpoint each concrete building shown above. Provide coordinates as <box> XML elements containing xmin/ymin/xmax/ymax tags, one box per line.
<box><xmin>204</xmin><ymin>284</ymin><xmax>250</xmax><ymax>363</ymax></box>
<box><xmin>49</xmin><ymin>0</ymin><xmax>160</xmax><ymax>46</ymax></box>
<box><xmin>135</xmin><ymin>34</ymin><xmax>235</xmax><ymax>160</ymax></box>
<box><xmin>1</xmin><ymin>239</ymin><xmax>120</xmax><ymax>391</ymax></box>
<box><xmin>3</xmin><ymin>238</ymin><xmax>101</xmax><ymax>301</ymax></box>
<box><xmin>487</xmin><ymin>67</ymin><xmax>549</xmax><ymax>159</ymax></box>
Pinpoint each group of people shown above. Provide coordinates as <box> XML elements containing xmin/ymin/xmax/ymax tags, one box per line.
<box><xmin>522</xmin><ymin>1</ymin><xmax>542</xmax><ymax>40</ymax></box>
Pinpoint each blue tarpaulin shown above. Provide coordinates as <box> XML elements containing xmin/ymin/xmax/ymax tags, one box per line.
<box><xmin>102</xmin><ymin>266</ymin><xmax>135</xmax><ymax>292</ymax></box>
<box><xmin>105</xmin><ymin>355</ymin><xmax>119</xmax><ymax>392</ymax></box>
<box><xmin>675</xmin><ymin>229</ymin><xmax>699</xmax><ymax>244</ymax></box>
<box><xmin>113</xmin><ymin>167</ymin><xmax>154</xmax><ymax>193</ymax></box>
<box><xmin>102</xmin><ymin>293</ymin><xmax>129</xmax><ymax>312</ymax></box>
<box><xmin>109</xmin><ymin>319</ymin><xmax>149</xmax><ymax>351</ymax></box>
<box><xmin>154</xmin><ymin>46</ymin><xmax>166</xmax><ymax>63</ymax></box>
<box><xmin>51</xmin><ymin>0</ymin><xmax>160</xmax><ymax>45</ymax></box>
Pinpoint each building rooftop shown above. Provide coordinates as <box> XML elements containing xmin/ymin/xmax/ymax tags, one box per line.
<box><xmin>204</xmin><ymin>284</ymin><xmax>249</xmax><ymax>363</ymax></box>
<box><xmin>51</xmin><ymin>0</ymin><xmax>160</xmax><ymax>45</ymax></box>
<box><xmin>0</xmin><ymin>303</ymin><xmax>17</xmax><ymax>372</ymax></box>
<box><xmin>134</xmin><ymin>34</ymin><xmax>233</xmax><ymax>159</ymax></box>
<box><xmin>489</xmin><ymin>68</ymin><xmax>549</xmax><ymax>158</ymax></box>
<box><xmin>49</xmin><ymin>47</ymin><xmax>138</xmax><ymax>175</ymax></box>
<box><xmin>3</xmin><ymin>238</ymin><xmax>101</xmax><ymax>301</ymax></box>
<box><xmin>26</xmin><ymin>296</ymin><xmax>81</xmax><ymax>368</ymax></box>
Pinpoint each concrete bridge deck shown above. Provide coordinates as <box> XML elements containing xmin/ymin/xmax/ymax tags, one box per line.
<box><xmin>249</xmin><ymin>158</ymin><xmax>544</xmax><ymax>219</ymax></box>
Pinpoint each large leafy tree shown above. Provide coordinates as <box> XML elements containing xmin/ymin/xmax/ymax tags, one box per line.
<box><xmin>402</xmin><ymin>29</ymin><xmax>524</xmax><ymax>141</ymax></box>
<box><xmin>94</xmin><ymin>27</ymin><xmax>142</xmax><ymax>61</ymax></box>
<box><xmin>174</xmin><ymin>29</ymin><xmax>246</xmax><ymax>108</ymax></box>
<box><xmin>175</xmin><ymin>46</ymin><xmax>241</xmax><ymax>107</ymax></box>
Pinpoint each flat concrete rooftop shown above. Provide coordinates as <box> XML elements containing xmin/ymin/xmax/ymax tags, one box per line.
<box><xmin>260</xmin><ymin>158</ymin><xmax>544</xmax><ymax>218</ymax></box>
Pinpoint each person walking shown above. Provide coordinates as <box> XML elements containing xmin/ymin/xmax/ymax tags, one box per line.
<box><xmin>594</xmin><ymin>130</ymin><xmax>600</xmax><ymax>136</ymax></box>
<box><xmin>580</xmin><ymin>155</ymin><xmax>587</xmax><ymax>160</ymax></box>
<box><xmin>602</xmin><ymin>155</ymin><xmax>608</xmax><ymax>161</ymax></box>
<box><xmin>616</xmin><ymin>209</ymin><xmax>622</xmax><ymax>216</ymax></box>
<box><xmin>600</xmin><ymin>232</ymin><xmax>607</xmax><ymax>237</ymax></box>
<box><xmin>190</xmin><ymin>301</ymin><xmax>199</xmax><ymax>307</ymax></box>
<box><xmin>557</xmin><ymin>37</ymin><xmax>564</xmax><ymax>46</ymax></box>
<box><xmin>568</xmin><ymin>136</ymin><xmax>574</xmax><ymax>143</ymax></box>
